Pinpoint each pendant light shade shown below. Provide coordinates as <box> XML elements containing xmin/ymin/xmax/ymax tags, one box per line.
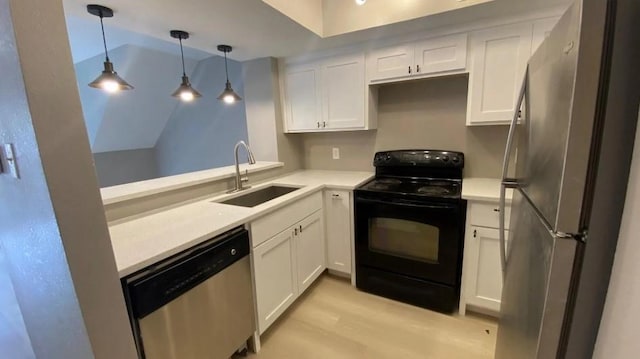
<box><xmin>216</xmin><ymin>45</ymin><xmax>242</xmax><ymax>104</ymax></box>
<box><xmin>87</xmin><ymin>5</ymin><xmax>133</xmax><ymax>93</ymax></box>
<box><xmin>170</xmin><ymin>30</ymin><xmax>202</xmax><ymax>102</ymax></box>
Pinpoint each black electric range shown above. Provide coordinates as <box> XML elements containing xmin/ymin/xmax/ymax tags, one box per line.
<box><xmin>354</xmin><ymin>150</ymin><xmax>466</xmax><ymax>313</ymax></box>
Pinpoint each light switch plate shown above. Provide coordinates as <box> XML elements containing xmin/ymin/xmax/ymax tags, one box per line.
<box><xmin>3</xmin><ymin>143</ymin><xmax>19</xmax><ymax>179</ymax></box>
<box><xmin>332</xmin><ymin>147</ymin><xmax>340</xmax><ymax>160</ymax></box>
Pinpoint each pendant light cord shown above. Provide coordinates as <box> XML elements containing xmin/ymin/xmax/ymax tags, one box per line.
<box><xmin>179</xmin><ymin>37</ymin><xmax>186</xmax><ymax>76</ymax></box>
<box><xmin>224</xmin><ymin>50</ymin><xmax>230</xmax><ymax>82</ymax></box>
<box><xmin>99</xmin><ymin>15</ymin><xmax>110</xmax><ymax>62</ymax></box>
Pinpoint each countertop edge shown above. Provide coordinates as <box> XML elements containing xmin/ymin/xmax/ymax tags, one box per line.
<box><xmin>101</xmin><ymin>162</ymin><xmax>284</xmax><ymax>205</ymax></box>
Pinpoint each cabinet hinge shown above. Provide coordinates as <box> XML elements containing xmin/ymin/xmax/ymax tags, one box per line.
<box><xmin>473</xmin><ymin>229</ymin><xmax>477</xmax><ymax>238</ymax></box>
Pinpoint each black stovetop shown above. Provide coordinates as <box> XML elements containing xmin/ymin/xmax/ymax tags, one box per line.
<box><xmin>356</xmin><ymin>150</ymin><xmax>464</xmax><ymax>201</ymax></box>
<box><xmin>357</xmin><ymin>177</ymin><xmax>462</xmax><ymax>200</ymax></box>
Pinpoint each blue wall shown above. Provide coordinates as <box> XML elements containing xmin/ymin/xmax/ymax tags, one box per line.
<box><xmin>73</xmin><ymin>44</ymin><xmax>249</xmax><ymax>185</ymax></box>
<box><xmin>154</xmin><ymin>55</ymin><xmax>248</xmax><ymax>177</ymax></box>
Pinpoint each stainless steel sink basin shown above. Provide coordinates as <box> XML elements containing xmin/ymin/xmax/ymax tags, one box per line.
<box><xmin>219</xmin><ymin>185</ymin><xmax>301</xmax><ymax>207</ymax></box>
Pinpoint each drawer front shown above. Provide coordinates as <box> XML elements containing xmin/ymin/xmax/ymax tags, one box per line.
<box><xmin>251</xmin><ymin>191</ymin><xmax>323</xmax><ymax>248</ymax></box>
<box><xmin>469</xmin><ymin>202</ymin><xmax>511</xmax><ymax>229</ymax></box>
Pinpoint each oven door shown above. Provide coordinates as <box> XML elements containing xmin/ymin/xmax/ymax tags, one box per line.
<box><xmin>355</xmin><ymin>196</ymin><xmax>463</xmax><ymax>286</ymax></box>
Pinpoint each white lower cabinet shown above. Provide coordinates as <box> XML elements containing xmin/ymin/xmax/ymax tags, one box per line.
<box><xmin>295</xmin><ymin>211</ymin><xmax>326</xmax><ymax>293</ymax></box>
<box><xmin>460</xmin><ymin>201</ymin><xmax>511</xmax><ymax>316</ymax></box>
<box><xmin>462</xmin><ymin>227</ymin><xmax>505</xmax><ymax>313</ymax></box>
<box><xmin>253</xmin><ymin>229</ymin><xmax>297</xmax><ymax>334</ymax></box>
<box><xmin>251</xmin><ymin>194</ymin><xmax>327</xmax><ymax>335</ymax></box>
<box><xmin>324</xmin><ymin>190</ymin><xmax>353</xmax><ymax>275</ymax></box>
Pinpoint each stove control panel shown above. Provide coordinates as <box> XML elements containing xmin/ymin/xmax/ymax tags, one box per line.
<box><xmin>374</xmin><ymin>150</ymin><xmax>464</xmax><ymax>168</ymax></box>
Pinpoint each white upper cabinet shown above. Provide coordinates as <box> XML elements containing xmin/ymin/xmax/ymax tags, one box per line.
<box><xmin>366</xmin><ymin>44</ymin><xmax>415</xmax><ymax>82</ymax></box>
<box><xmin>283</xmin><ymin>62</ymin><xmax>322</xmax><ymax>132</ymax></box>
<box><xmin>283</xmin><ymin>52</ymin><xmax>373</xmax><ymax>133</ymax></box>
<box><xmin>413</xmin><ymin>33</ymin><xmax>468</xmax><ymax>76</ymax></box>
<box><xmin>367</xmin><ymin>33</ymin><xmax>468</xmax><ymax>84</ymax></box>
<box><xmin>466</xmin><ymin>23</ymin><xmax>533</xmax><ymax>126</ymax></box>
<box><xmin>322</xmin><ymin>53</ymin><xmax>366</xmax><ymax>130</ymax></box>
<box><xmin>532</xmin><ymin>17</ymin><xmax>560</xmax><ymax>55</ymax></box>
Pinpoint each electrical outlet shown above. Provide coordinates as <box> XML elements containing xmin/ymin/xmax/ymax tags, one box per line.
<box><xmin>332</xmin><ymin>147</ymin><xmax>340</xmax><ymax>160</ymax></box>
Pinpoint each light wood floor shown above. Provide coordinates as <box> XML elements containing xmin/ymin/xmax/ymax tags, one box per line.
<box><xmin>247</xmin><ymin>274</ymin><xmax>497</xmax><ymax>359</ymax></box>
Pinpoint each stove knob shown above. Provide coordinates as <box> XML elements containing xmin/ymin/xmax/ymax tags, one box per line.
<box><xmin>442</xmin><ymin>155</ymin><xmax>449</xmax><ymax>162</ymax></box>
<box><xmin>386</xmin><ymin>155</ymin><xmax>392</xmax><ymax>161</ymax></box>
<box><xmin>452</xmin><ymin>156</ymin><xmax>460</xmax><ymax>163</ymax></box>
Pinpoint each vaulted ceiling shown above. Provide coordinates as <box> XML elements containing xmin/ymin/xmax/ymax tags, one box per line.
<box><xmin>63</xmin><ymin>0</ymin><xmax>570</xmax><ymax>62</ymax></box>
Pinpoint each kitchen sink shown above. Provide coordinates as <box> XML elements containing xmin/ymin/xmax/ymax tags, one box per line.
<box><xmin>219</xmin><ymin>185</ymin><xmax>301</xmax><ymax>207</ymax></box>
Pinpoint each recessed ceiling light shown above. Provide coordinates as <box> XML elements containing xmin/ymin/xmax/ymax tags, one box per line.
<box><xmin>355</xmin><ymin>0</ymin><xmax>366</xmax><ymax>5</ymax></box>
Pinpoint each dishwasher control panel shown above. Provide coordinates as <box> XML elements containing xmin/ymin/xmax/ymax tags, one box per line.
<box><xmin>123</xmin><ymin>227</ymin><xmax>250</xmax><ymax>319</ymax></box>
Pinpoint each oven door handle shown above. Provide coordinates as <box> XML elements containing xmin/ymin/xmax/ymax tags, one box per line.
<box><xmin>356</xmin><ymin>197</ymin><xmax>458</xmax><ymax>210</ymax></box>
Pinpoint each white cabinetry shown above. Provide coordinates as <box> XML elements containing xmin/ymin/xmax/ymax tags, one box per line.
<box><xmin>367</xmin><ymin>33</ymin><xmax>468</xmax><ymax>83</ymax></box>
<box><xmin>324</xmin><ymin>190</ymin><xmax>353</xmax><ymax>275</ymax></box>
<box><xmin>295</xmin><ymin>211</ymin><xmax>326</xmax><ymax>293</ymax></box>
<box><xmin>322</xmin><ymin>53</ymin><xmax>366</xmax><ymax>130</ymax></box>
<box><xmin>283</xmin><ymin>53</ymin><xmax>374</xmax><ymax>133</ymax></box>
<box><xmin>460</xmin><ymin>201</ymin><xmax>511</xmax><ymax>316</ymax></box>
<box><xmin>253</xmin><ymin>229</ymin><xmax>297</xmax><ymax>333</ymax></box>
<box><xmin>250</xmin><ymin>192</ymin><xmax>326</xmax><ymax>335</ymax></box>
<box><xmin>283</xmin><ymin>63</ymin><xmax>322</xmax><ymax>132</ymax></box>
<box><xmin>532</xmin><ymin>17</ymin><xmax>560</xmax><ymax>54</ymax></box>
<box><xmin>466</xmin><ymin>23</ymin><xmax>533</xmax><ymax>125</ymax></box>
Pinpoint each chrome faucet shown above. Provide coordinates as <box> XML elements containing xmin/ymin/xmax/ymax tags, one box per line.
<box><xmin>228</xmin><ymin>140</ymin><xmax>256</xmax><ymax>193</ymax></box>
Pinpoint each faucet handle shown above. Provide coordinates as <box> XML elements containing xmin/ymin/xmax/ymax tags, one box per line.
<box><xmin>241</xmin><ymin>169</ymin><xmax>250</xmax><ymax>183</ymax></box>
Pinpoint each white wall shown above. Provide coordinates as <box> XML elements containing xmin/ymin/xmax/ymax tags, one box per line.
<box><xmin>593</xmin><ymin>111</ymin><xmax>640</xmax><ymax>358</ymax></box>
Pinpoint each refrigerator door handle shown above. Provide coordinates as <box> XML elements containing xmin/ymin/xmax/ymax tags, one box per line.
<box><xmin>501</xmin><ymin>67</ymin><xmax>528</xmax><ymax>184</ymax></box>
<box><xmin>499</xmin><ymin>185</ymin><xmax>509</xmax><ymax>277</ymax></box>
<box><xmin>499</xmin><ymin>68</ymin><xmax>528</xmax><ymax>276</ymax></box>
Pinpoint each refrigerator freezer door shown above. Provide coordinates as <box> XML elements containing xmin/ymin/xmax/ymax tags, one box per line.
<box><xmin>495</xmin><ymin>189</ymin><xmax>577</xmax><ymax>359</ymax></box>
<box><xmin>515</xmin><ymin>1</ymin><xmax>601</xmax><ymax>234</ymax></box>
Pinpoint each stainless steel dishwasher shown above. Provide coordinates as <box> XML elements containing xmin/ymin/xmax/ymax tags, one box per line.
<box><xmin>122</xmin><ymin>227</ymin><xmax>255</xmax><ymax>359</ymax></box>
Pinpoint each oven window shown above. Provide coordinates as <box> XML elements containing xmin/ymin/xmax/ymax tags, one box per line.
<box><xmin>369</xmin><ymin>218</ymin><xmax>440</xmax><ymax>263</ymax></box>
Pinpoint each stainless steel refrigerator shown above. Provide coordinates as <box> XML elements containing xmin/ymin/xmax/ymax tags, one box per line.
<box><xmin>494</xmin><ymin>0</ymin><xmax>640</xmax><ymax>358</ymax></box>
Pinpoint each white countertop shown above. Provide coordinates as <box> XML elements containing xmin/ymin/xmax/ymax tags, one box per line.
<box><xmin>100</xmin><ymin>161</ymin><xmax>284</xmax><ymax>205</ymax></box>
<box><xmin>109</xmin><ymin>170</ymin><xmax>373</xmax><ymax>277</ymax></box>
<box><xmin>462</xmin><ymin>178</ymin><xmax>513</xmax><ymax>203</ymax></box>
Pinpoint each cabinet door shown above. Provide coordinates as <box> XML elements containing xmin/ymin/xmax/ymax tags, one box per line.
<box><xmin>253</xmin><ymin>229</ymin><xmax>297</xmax><ymax>334</ymax></box>
<box><xmin>324</xmin><ymin>190</ymin><xmax>352</xmax><ymax>274</ymax></box>
<box><xmin>465</xmin><ymin>227</ymin><xmax>506</xmax><ymax>313</ymax></box>
<box><xmin>532</xmin><ymin>17</ymin><xmax>560</xmax><ymax>55</ymax></box>
<box><xmin>467</xmin><ymin>23</ymin><xmax>533</xmax><ymax>125</ymax></box>
<box><xmin>283</xmin><ymin>63</ymin><xmax>322</xmax><ymax>132</ymax></box>
<box><xmin>295</xmin><ymin>211</ymin><xmax>326</xmax><ymax>294</ymax></box>
<box><xmin>322</xmin><ymin>53</ymin><xmax>366</xmax><ymax>130</ymax></box>
<box><xmin>366</xmin><ymin>44</ymin><xmax>414</xmax><ymax>82</ymax></box>
<box><xmin>413</xmin><ymin>33</ymin><xmax>468</xmax><ymax>75</ymax></box>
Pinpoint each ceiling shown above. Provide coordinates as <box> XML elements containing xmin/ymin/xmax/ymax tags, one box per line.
<box><xmin>63</xmin><ymin>0</ymin><xmax>570</xmax><ymax>62</ymax></box>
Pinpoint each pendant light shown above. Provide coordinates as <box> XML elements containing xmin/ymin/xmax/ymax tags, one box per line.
<box><xmin>170</xmin><ymin>30</ymin><xmax>202</xmax><ymax>102</ymax></box>
<box><xmin>86</xmin><ymin>4</ymin><xmax>133</xmax><ymax>93</ymax></box>
<box><xmin>216</xmin><ymin>45</ymin><xmax>242</xmax><ymax>104</ymax></box>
